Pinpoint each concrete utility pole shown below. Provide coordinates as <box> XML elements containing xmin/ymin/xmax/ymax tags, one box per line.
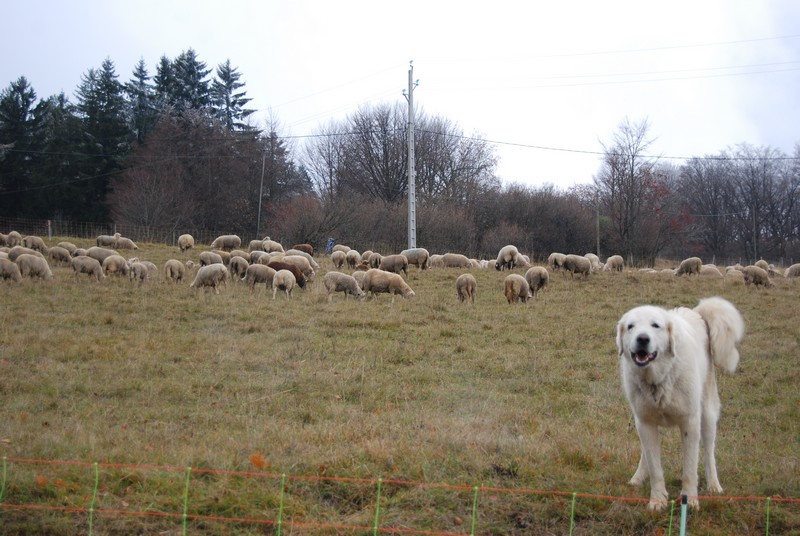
<box><xmin>403</xmin><ymin>61</ymin><xmax>418</xmax><ymax>249</ymax></box>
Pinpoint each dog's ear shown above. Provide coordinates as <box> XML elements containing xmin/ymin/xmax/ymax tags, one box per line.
<box><xmin>616</xmin><ymin>321</ymin><xmax>625</xmax><ymax>356</ymax></box>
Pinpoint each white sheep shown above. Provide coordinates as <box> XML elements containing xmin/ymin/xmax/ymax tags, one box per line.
<box><xmin>584</xmin><ymin>253</ymin><xmax>603</xmax><ymax>272</ymax></box>
<box><xmin>96</xmin><ymin>232</ymin><xmax>120</xmax><ymax>247</ymax></box>
<box><xmin>524</xmin><ymin>266</ymin><xmax>549</xmax><ymax>298</ymax></box>
<box><xmin>379</xmin><ymin>254</ymin><xmax>409</xmax><ymax>276</ymax></box>
<box><xmin>324</xmin><ymin>271</ymin><xmax>366</xmax><ymax>301</ymax></box>
<box><xmin>48</xmin><ymin>246</ymin><xmax>73</xmax><ymax>265</ymax></box>
<box><xmin>57</xmin><ymin>241</ymin><xmax>78</xmax><ymax>255</ymax></box>
<box><xmin>400</xmin><ymin>248</ymin><xmax>431</xmax><ymax>270</ymax></box>
<box><xmin>102</xmin><ymin>254</ymin><xmax>130</xmax><ymax>277</ymax></box>
<box><xmin>675</xmin><ymin>256</ymin><xmax>702</xmax><ymax>276</ymax></box>
<box><xmin>178</xmin><ymin>234</ymin><xmax>195</xmax><ymax>253</ymax></box>
<box><xmin>429</xmin><ymin>254</ymin><xmax>444</xmax><ymax>268</ymax></box>
<box><xmin>285</xmin><ymin>249</ymin><xmax>320</xmax><ymax>271</ymax></box>
<box><xmin>700</xmin><ymin>264</ymin><xmax>723</xmax><ymax>278</ymax></box>
<box><xmin>262</xmin><ymin>238</ymin><xmax>285</xmax><ymax>253</ymax></box>
<box><xmin>248</xmin><ymin>239</ymin><xmax>265</xmax><ymax>251</ymax></box>
<box><xmin>199</xmin><ymin>251</ymin><xmax>224</xmax><ymax>266</ymax></box>
<box><xmin>281</xmin><ymin>254</ymin><xmax>315</xmax><ymax>278</ymax></box>
<box><xmin>563</xmin><ymin>254</ymin><xmax>592</xmax><ymax>279</ymax></box>
<box><xmin>368</xmin><ymin>252</ymin><xmax>383</xmax><ymax>268</ymax></box>
<box><xmin>548</xmin><ymin>252</ymin><xmax>566</xmax><ymax>272</ymax></box>
<box><xmin>70</xmin><ymin>256</ymin><xmax>105</xmax><ymax>282</ymax></box>
<box><xmin>190</xmin><ymin>263</ymin><xmax>230</xmax><ymax>294</ymax></box>
<box><xmin>7</xmin><ymin>245</ymin><xmax>44</xmax><ymax>262</ymax></box>
<box><xmin>272</xmin><ymin>269</ymin><xmax>295</xmax><ymax>300</ymax></box>
<box><xmin>754</xmin><ymin>259</ymin><xmax>769</xmax><ymax>271</ymax></box>
<box><xmin>455</xmin><ymin>273</ymin><xmax>477</xmax><ymax>304</ymax></box>
<box><xmin>6</xmin><ymin>230</ymin><xmax>23</xmax><ymax>247</ymax></box>
<box><xmin>210</xmin><ymin>234</ymin><xmax>241</xmax><ymax>251</ymax></box>
<box><xmin>332</xmin><ymin>244</ymin><xmax>351</xmax><ymax>253</ymax></box>
<box><xmin>331</xmin><ymin>250</ymin><xmax>346</xmax><ymax>269</ymax></box>
<box><xmin>362</xmin><ymin>268</ymin><xmax>416</xmax><ymax>302</ymax></box>
<box><xmin>442</xmin><ymin>253</ymin><xmax>472</xmax><ymax>268</ymax></box>
<box><xmin>345</xmin><ymin>249</ymin><xmax>362</xmax><ymax>269</ymax></box>
<box><xmin>603</xmin><ymin>254</ymin><xmax>624</xmax><ymax>272</ymax></box>
<box><xmin>228</xmin><ymin>256</ymin><xmax>250</xmax><ymax>281</ymax></box>
<box><xmin>164</xmin><ymin>259</ymin><xmax>187</xmax><ymax>283</ymax></box>
<box><xmin>249</xmin><ymin>250</ymin><xmax>270</xmax><ymax>264</ymax></box>
<box><xmin>244</xmin><ymin>264</ymin><xmax>277</xmax><ymax>293</ymax></box>
<box><xmin>0</xmin><ymin>257</ymin><xmax>22</xmax><ymax>282</ymax></box>
<box><xmin>23</xmin><ymin>235</ymin><xmax>48</xmax><ymax>254</ymax></box>
<box><xmin>785</xmin><ymin>263</ymin><xmax>800</xmax><ymax>277</ymax></box>
<box><xmin>495</xmin><ymin>245</ymin><xmax>521</xmax><ymax>271</ymax></box>
<box><xmin>129</xmin><ymin>261</ymin><xmax>149</xmax><ymax>284</ymax></box>
<box><xmin>86</xmin><ymin>246</ymin><xmax>119</xmax><ymax>264</ymax></box>
<box><xmin>351</xmin><ymin>270</ymin><xmax>367</xmax><ymax>290</ymax></box>
<box><xmin>115</xmin><ymin>236</ymin><xmax>139</xmax><ymax>250</ymax></box>
<box><xmin>15</xmin><ymin>253</ymin><xmax>53</xmax><ymax>280</ymax></box>
<box><xmin>742</xmin><ymin>265</ymin><xmax>774</xmax><ymax>288</ymax></box>
<box><xmin>504</xmin><ymin>273</ymin><xmax>532</xmax><ymax>304</ymax></box>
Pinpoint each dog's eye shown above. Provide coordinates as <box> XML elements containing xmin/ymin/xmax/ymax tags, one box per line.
<box><xmin>627</xmin><ymin>323</ymin><xmax>634</xmax><ymax>330</ymax></box>
<box><xmin>651</xmin><ymin>322</ymin><xmax>660</xmax><ymax>328</ymax></box>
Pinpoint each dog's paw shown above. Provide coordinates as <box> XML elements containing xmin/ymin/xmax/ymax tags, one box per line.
<box><xmin>688</xmin><ymin>496</ymin><xmax>700</xmax><ymax>510</ymax></box>
<box><xmin>707</xmin><ymin>481</ymin><xmax>723</xmax><ymax>494</ymax></box>
<box><xmin>646</xmin><ymin>499</ymin><xmax>668</xmax><ymax>511</ymax></box>
<box><xmin>646</xmin><ymin>488</ymin><xmax>669</xmax><ymax>511</ymax></box>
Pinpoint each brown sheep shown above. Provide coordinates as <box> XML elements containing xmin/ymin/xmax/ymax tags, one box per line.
<box><xmin>0</xmin><ymin>257</ymin><xmax>23</xmax><ymax>282</ymax></box>
<box><xmin>292</xmin><ymin>243</ymin><xmax>314</xmax><ymax>256</ymax></box>
<box><xmin>71</xmin><ymin>256</ymin><xmax>105</xmax><ymax>282</ymax></box>
<box><xmin>563</xmin><ymin>254</ymin><xmax>592</xmax><ymax>279</ymax></box>
<box><xmin>524</xmin><ymin>266</ymin><xmax>549</xmax><ymax>298</ymax></box>
<box><xmin>504</xmin><ymin>273</ymin><xmax>532</xmax><ymax>304</ymax></box>
<box><xmin>362</xmin><ymin>268</ymin><xmax>415</xmax><ymax>302</ymax></box>
<box><xmin>16</xmin><ymin>253</ymin><xmax>53</xmax><ymax>280</ymax></box>
<box><xmin>379</xmin><ymin>254</ymin><xmax>409</xmax><ymax>276</ymax></box>
<box><xmin>267</xmin><ymin>261</ymin><xmax>307</xmax><ymax>289</ymax></box>
<box><xmin>742</xmin><ymin>265</ymin><xmax>774</xmax><ymax>288</ymax></box>
<box><xmin>675</xmin><ymin>257</ymin><xmax>702</xmax><ymax>276</ymax></box>
<box><xmin>455</xmin><ymin>273</ymin><xmax>477</xmax><ymax>304</ymax></box>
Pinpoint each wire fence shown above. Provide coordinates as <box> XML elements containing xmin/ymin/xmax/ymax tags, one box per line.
<box><xmin>0</xmin><ymin>457</ymin><xmax>797</xmax><ymax>535</ymax></box>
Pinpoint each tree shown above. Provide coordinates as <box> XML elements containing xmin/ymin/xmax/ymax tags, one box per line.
<box><xmin>171</xmin><ymin>49</ymin><xmax>212</xmax><ymax>112</ymax></box>
<box><xmin>125</xmin><ymin>58</ymin><xmax>158</xmax><ymax>144</ymax></box>
<box><xmin>211</xmin><ymin>60</ymin><xmax>255</xmax><ymax>131</ymax></box>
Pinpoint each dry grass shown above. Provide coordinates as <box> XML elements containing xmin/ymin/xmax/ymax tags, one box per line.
<box><xmin>0</xmin><ymin>239</ymin><xmax>798</xmax><ymax>534</ymax></box>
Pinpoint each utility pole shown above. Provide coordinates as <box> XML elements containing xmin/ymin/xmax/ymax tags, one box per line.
<box><xmin>403</xmin><ymin>61</ymin><xmax>418</xmax><ymax>249</ymax></box>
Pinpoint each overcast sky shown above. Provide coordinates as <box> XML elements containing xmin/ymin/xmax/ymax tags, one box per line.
<box><xmin>3</xmin><ymin>1</ymin><xmax>799</xmax><ymax>190</ymax></box>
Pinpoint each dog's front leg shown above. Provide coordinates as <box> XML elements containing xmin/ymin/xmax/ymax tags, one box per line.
<box><xmin>680</xmin><ymin>417</ymin><xmax>702</xmax><ymax>509</ymax></box>
<box><xmin>635</xmin><ymin>421</ymin><xmax>668</xmax><ymax>510</ymax></box>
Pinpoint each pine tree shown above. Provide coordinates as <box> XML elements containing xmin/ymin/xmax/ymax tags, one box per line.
<box><xmin>171</xmin><ymin>48</ymin><xmax>211</xmax><ymax>112</ymax></box>
<box><xmin>125</xmin><ymin>58</ymin><xmax>157</xmax><ymax>144</ymax></box>
<box><xmin>154</xmin><ymin>55</ymin><xmax>177</xmax><ymax>109</ymax></box>
<box><xmin>211</xmin><ymin>60</ymin><xmax>256</xmax><ymax>131</ymax></box>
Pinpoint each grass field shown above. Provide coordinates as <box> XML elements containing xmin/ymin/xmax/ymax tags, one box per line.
<box><xmin>0</xmin><ymin>239</ymin><xmax>798</xmax><ymax>534</ymax></box>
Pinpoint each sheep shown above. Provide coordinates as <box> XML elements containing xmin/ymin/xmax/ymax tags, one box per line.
<box><xmin>785</xmin><ymin>263</ymin><xmax>800</xmax><ymax>277</ymax></box>
<box><xmin>249</xmin><ymin>250</ymin><xmax>270</xmax><ymax>264</ymax></box>
<box><xmin>267</xmin><ymin>260</ymin><xmax>307</xmax><ymax>289</ymax></box>
<box><xmin>562</xmin><ymin>254</ymin><xmax>592</xmax><ymax>279</ymax></box>
<box><xmin>212</xmin><ymin>250</ymin><xmax>232</xmax><ymax>265</ymax></box>
<box><xmin>442</xmin><ymin>252</ymin><xmax>472</xmax><ymax>268</ymax></box>
<box><xmin>584</xmin><ymin>253</ymin><xmax>603</xmax><ymax>272</ymax></box>
<box><xmin>281</xmin><ymin>254</ymin><xmax>315</xmax><ymax>279</ymax></box>
<box><xmin>332</xmin><ymin>244</ymin><xmax>351</xmax><ymax>253</ymax></box>
<box><xmin>272</xmin><ymin>269</ymin><xmax>296</xmax><ymax>300</ymax></box>
<box><xmin>292</xmin><ymin>243</ymin><xmax>314</xmax><ymax>256</ymax></box>
<box><xmin>495</xmin><ymin>245</ymin><xmax>521</xmax><ymax>271</ymax></box>
<box><xmin>7</xmin><ymin>245</ymin><xmax>44</xmax><ymax>261</ymax></box>
<box><xmin>23</xmin><ymin>235</ymin><xmax>48</xmax><ymax>254</ymax></box>
<box><xmin>700</xmin><ymin>264</ymin><xmax>723</xmax><ymax>278</ymax></box>
<box><xmin>742</xmin><ymin>265</ymin><xmax>774</xmax><ymax>288</ymax></box>
<box><xmin>379</xmin><ymin>254</ymin><xmax>409</xmax><ymax>276</ymax></box>
<box><xmin>199</xmin><ymin>251</ymin><xmax>224</xmax><ymax>266</ymax></box>
<box><xmin>504</xmin><ymin>273</ymin><xmax>532</xmax><ymax>304</ymax></box>
<box><xmin>228</xmin><ymin>255</ymin><xmax>250</xmax><ymax>281</ymax></box>
<box><xmin>524</xmin><ymin>266</ymin><xmax>549</xmax><ymax>298</ymax></box>
<box><xmin>15</xmin><ymin>253</ymin><xmax>53</xmax><ymax>280</ymax></box>
<box><xmin>361</xmin><ymin>250</ymin><xmax>374</xmax><ymax>263</ymax></box>
<box><xmin>190</xmin><ymin>263</ymin><xmax>230</xmax><ymax>294</ymax></box>
<box><xmin>768</xmin><ymin>264</ymin><xmax>784</xmax><ymax>278</ymax></box>
<box><xmin>0</xmin><ymin>233</ymin><xmax>6</xmax><ymax>246</ymax></box>
<box><xmin>400</xmin><ymin>248</ymin><xmax>431</xmax><ymax>270</ymax></box>
<box><xmin>285</xmin><ymin>249</ymin><xmax>320</xmax><ymax>270</ymax></box>
<box><xmin>331</xmin><ymin>250</ymin><xmax>346</xmax><ymax>269</ymax></box>
<box><xmin>57</xmin><ymin>241</ymin><xmax>78</xmax><ymax>255</ymax></box>
<box><xmin>548</xmin><ymin>252</ymin><xmax>566</xmax><ymax>272</ymax></box>
<box><xmin>0</xmin><ymin>258</ymin><xmax>23</xmax><ymax>282</ymax></box>
<box><xmin>248</xmin><ymin>239</ymin><xmax>265</xmax><ymax>251</ymax></box>
<box><xmin>455</xmin><ymin>273</ymin><xmax>477</xmax><ymax>304</ymax></box>
<box><xmin>429</xmin><ymin>254</ymin><xmax>444</xmax><ymax>268</ymax></box>
<box><xmin>362</xmin><ymin>268</ymin><xmax>415</xmax><ymax>302</ymax></box>
<box><xmin>48</xmin><ymin>246</ymin><xmax>73</xmax><ymax>265</ymax></box>
<box><xmin>115</xmin><ymin>236</ymin><xmax>139</xmax><ymax>250</ymax></box>
<box><xmin>137</xmin><ymin>260</ymin><xmax>159</xmax><ymax>280</ymax></box>
<box><xmin>675</xmin><ymin>256</ymin><xmax>702</xmax><ymax>276</ymax></box>
<box><xmin>603</xmin><ymin>254</ymin><xmax>624</xmax><ymax>272</ymax></box>
<box><xmin>754</xmin><ymin>259</ymin><xmax>769</xmax><ymax>271</ymax></box>
<box><xmin>7</xmin><ymin>230</ymin><xmax>23</xmax><ymax>247</ymax></box>
<box><xmin>210</xmin><ymin>234</ymin><xmax>241</xmax><ymax>251</ymax></box>
<box><xmin>230</xmin><ymin>249</ymin><xmax>250</xmax><ymax>261</ymax></box>
<box><xmin>368</xmin><ymin>252</ymin><xmax>383</xmax><ymax>268</ymax></box>
<box><xmin>244</xmin><ymin>264</ymin><xmax>277</xmax><ymax>293</ymax></box>
<box><xmin>164</xmin><ymin>259</ymin><xmax>187</xmax><ymax>283</ymax></box>
<box><xmin>129</xmin><ymin>261</ymin><xmax>149</xmax><ymax>284</ymax></box>
<box><xmin>323</xmin><ymin>271</ymin><xmax>366</xmax><ymax>301</ymax></box>
<box><xmin>178</xmin><ymin>234</ymin><xmax>195</xmax><ymax>252</ymax></box>
<box><xmin>73</xmin><ymin>248</ymin><xmax>88</xmax><ymax>257</ymax></box>
<box><xmin>345</xmin><ymin>249</ymin><xmax>362</xmax><ymax>269</ymax></box>
<box><xmin>351</xmin><ymin>270</ymin><xmax>367</xmax><ymax>290</ymax></box>
<box><xmin>355</xmin><ymin>260</ymin><xmax>370</xmax><ymax>271</ymax></box>
<box><xmin>86</xmin><ymin>246</ymin><xmax>119</xmax><ymax>264</ymax></box>
<box><xmin>262</xmin><ymin>238</ymin><xmax>284</xmax><ymax>253</ymax></box>
<box><xmin>102</xmin><ymin>254</ymin><xmax>130</xmax><ymax>277</ymax></box>
<box><xmin>97</xmin><ymin>232</ymin><xmax>120</xmax><ymax>247</ymax></box>
<box><xmin>724</xmin><ymin>268</ymin><xmax>745</xmax><ymax>285</ymax></box>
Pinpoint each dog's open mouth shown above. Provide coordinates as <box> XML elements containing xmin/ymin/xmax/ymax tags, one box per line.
<box><xmin>632</xmin><ymin>349</ymin><xmax>657</xmax><ymax>366</ymax></box>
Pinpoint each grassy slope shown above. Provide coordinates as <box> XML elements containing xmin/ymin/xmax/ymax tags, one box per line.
<box><xmin>0</xmin><ymin>239</ymin><xmax>798</xmax><ymax>534</ymax></box>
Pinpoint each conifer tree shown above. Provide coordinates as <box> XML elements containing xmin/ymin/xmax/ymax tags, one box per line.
<box><xmin>125</xmin><ymin>58</ymin><xmax>157</xmax><ymax>144</ymax></box>
<box><xmin>211</xmin><ymin>59</ymin><xmax>256</xmax><ymax>131</ymax></box>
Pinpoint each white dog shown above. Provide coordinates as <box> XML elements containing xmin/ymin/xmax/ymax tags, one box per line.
<box><xmin>616</xmin><ymin>296</ymin><xmax>745</xmax><ymax>510</ymax></box>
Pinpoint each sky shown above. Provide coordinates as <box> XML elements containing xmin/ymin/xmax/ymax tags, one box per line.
<box><xmin>3</xmin><ymin>0</ymin><xmax>800</xmax><ymax>190</ymax></box>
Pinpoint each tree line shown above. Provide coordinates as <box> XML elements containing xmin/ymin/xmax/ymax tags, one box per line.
<box><xmin>1</xmin><ymin>50</ymin><xmax>798</xmax><ymax>264</ymax></box>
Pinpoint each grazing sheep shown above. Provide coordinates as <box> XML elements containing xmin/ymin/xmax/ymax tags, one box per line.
<box><xmin>442</xmin><ymin>252</ymin><xmax>472</xmax><ymax>268</ymax></box>
<box><xmin>675</xmin><ymin>257</ymin><xmax>702</xmax><ymax>276</ymax></box>
<box><xmin>199</xmin><ymin>251</ymin><xmax>224</xmax><ymax>266</ymax></box>
<box><xmin>455</xmin><ymin>273</ymin><xmax>477</xmax><ymax>304</ymax></box>
<box><xmin>754</xmin><ymin>259</ymin><xmax>769</xmax><ymax>271</ymax></box>
<box><xmin>285</xmin><ymin>249</ymin><xmax>320</xmax><ymax>270</ymax></box>
<box><xmin>0</xmin><ymin>233</ymin><xmax>6</xmax><ymax>246</ymax></box>
<box><xmin>355</xmin><ymin>260</ymin><xmax>370</xmax><ymax>271</ymax></box>
<box><xmin>724</xmin><ymin>268</ymin><xmax>745</xmax><ymax>284</ymax></box>
<box><xmin>331</xmin><ymin>250</ymin><xmax>346</xmax><ymax>269</ymax></box>
<box><xmin>57</xmin><ymin>241</ymin><xmax>78</xmax><ymax>255</ymax></box>
<box><xmin>401</xmin><ymin>248</ymin><xmax>431</xmax><ymax>270</ymax></box>
<box><xmin>262</xmin><ymin>238</ymin><xmax>284</xmax><ymax>253</ymax></box>
<box><xmin>190</xmin><ymin>263</ymin><xmax>230</xmax><ymax>294</ymax></box>
<box><xmin>86</xmin><ymin>246</ymin><xmax>119</xmax><ymax>264</ymax></box>
<box><xmin>524</xmin><ymin>266</ymin><xmax>549</xmax><ymax>298</ymax></box>
<box><xmin>323</xmin><ymin>271</ymin><xmax>365</xmax><ymax>301</ymax></box>
<box><xmin>345</xmin><ymin>249</ymin><xmax>362</xmax><ymax>269</ymax></box>
<box><xmin>137</xmin><ymin>260</ymin><xmax>159</xmax><ymax>280</ymax></box>
<box><xmin>332</xmin><ymin>244</ymin><xmax>351</xmax><ymax>253</ymax></box>
<box><xmin>429</xmin><ymin>254</ymin><xmax>444</xmax><ymax>268</ymax></box>
<box><xmin>23</xmin><ymin>235</ymin><xmax>48</xmax><ymax>254</ymax></box>
<box><xmin>228</xmin><ymin>255</ymin><xmax>250</xmax><ymax>281</ymax></box>
<box><xmin>73</xmin><ymin>248</ymin><xmax>88</xmax><ymax>257</ymax></box>
<box><xmin>281</xmin><ymin>254</ymin><xmax>315</xmax><ymax>278</ymax></box>
<box><xmin>361</xmin><ymin>250</ymin><xmax>374</xmax><ymax>263</ymax></box>
<box><xmin>230</xmin><ymin>249</ymin><xmax>250</xmax><ymax>261</ymax></box>
<box><xmin>97</xmin><ymin>233</ymin><xmax>120</xmax><ymax>247</ymax></box>
<box><xmin>495</xmin><ymin>245</ymin><xmax>521</xmax><ymax>271</ymax></box>
<box><xmin>362</xmin><ymin>268</ymin><xmax>416</xmax><ymax>302</ymax></box>
<box><xmin>129</xmin><ymin>261</ymin><xmax>149</xmax><ymax>284</ymax></box>
<box><xmin>8</xmin><ymin>245</ymin><xmax>44</xmax><ymax>261</ymax></box>
<box><xmin>164</xmin><ymin>259</ymin><xmax>187</xmax><ymax>283</ymax></box>
<box><xmin>48</xmin><ymin>246</ymin><xmax>73</xmax><ymax>265</ymax></box>
<box><xmin>584</xmin><ymin>253</ymin><xmax>603</xmax><ymax>272</ymax></box>
<box><xmin>178</xmin><ymin>234</ymin><xmax>195</xmax><ymax>252</ymax></box>
<box><xmin>368</xmin><ymin>252</ymin><xmax>383</xmax><ymax>268</ymax></box>
<box><xmin>700</xmin><ymin>264</ymin><xmax>723</xmax><ymax>278</ymax></box>
<box><xmin>785</xmin><ymin>263</ymin><xmax>800</xmax><ymax>277</ymax></box>
<box><xmin>767</xmin><ymin>265</ymin><xmax>784</xmax><ymax>278</ymax></box>
<box><xmin>351</xmin><ymin>270</ymin><xmax>367</xmax><ymax>290</ymax></box>
<box><xmin>0</xmin><ymin>257</ymin><xmax>23</xmax><ymax>282</ymax></box>
<box><xmin>248</xmin><ymin>239</ymin><xmax>265</xmax><ymax>252</ymax></box>
<box><xmin>249</xmin><ymin>250</ymin><xmax>270</xmax><ymax>264</ymax></box>
<box><xmin>563</xmin><ymin>254</ymin><xmax>592</xmax><ymax>279</ymax></box>
<box><xmin>742</xmin><ymin>265</ymin><xmax>774</xmax><ymax>288</ymax></box>
<box><xmin>504</xmin><ymin>273</ymin><xmax>532</xmax><ymax>304</ymax></box>
<box><xmin>210</xmin><ymin>234</ymin><xmax>241</xmax><ymax>251</ymax></box>
<box><xmin>102</xmin><ymin>254</ymin><xmax>130</xmax><ymax>277</ymax></box>
<box><xmin>272</xmin><ymin>269</ymin><xmax>296</xmax><ymax>300</ymax></box>
<box><xmin>379</xmin><ymin>254</ymin><xmax>409</xmax><ymax>276</ymax></box>
<box><xmin>292</xmin><ymin>243</ymin><xmax>314</xmax><ymax>256</ymax></box>
<box><xmin>244</xmin><ymin>264</ymin><xmax>277</xmax><ymax>293</ymax></box>
<box><xmin>211</xmin><ymin>250</ymin><xmax>232</xmax><ymax>265</ymax></box>
<box><xmin>548</xmin><ymin>252</ymin><xmax>566</xmax><ymax>272</ymax></box>
<box><xmin>267</xmin><ymin>260</ymin><xmax>307</xmax><ymax>289</ymax></box>
<box><xmin>7</xmin><ymin>230</ymin><xmax>23</xmax><ymax>247</ymax></box>
<box><xmin>115</xmin><ymin>236</ymin><xmax>139</xmax><ymax>250</ymax></box>
<box><xmin>603</xmin><ymin>254</ymin><xmax>624</xmax><ymax>272</ymax></box>
<box><xmin>15</xmin><ymin>253</ymin><xmax>53</xmax><ymax>280</ymax></box>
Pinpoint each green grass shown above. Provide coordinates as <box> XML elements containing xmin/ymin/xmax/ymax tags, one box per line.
<box><xmin>0</xmin><ymin>239</ymin><xmax>799</xmax><ymax>534</ymax></box>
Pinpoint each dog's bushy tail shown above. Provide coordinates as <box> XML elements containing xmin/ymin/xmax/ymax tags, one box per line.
<box><xmin>694</xmin><ymin>296</ymin><xmax>745</xmax><ymax>373</ymax></box>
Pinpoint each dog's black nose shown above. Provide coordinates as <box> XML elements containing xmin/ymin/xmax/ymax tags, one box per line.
<box><xmin>635</xmin><ymin>334</ymin><xmax>650</xmax><ymax>347</ymax></box>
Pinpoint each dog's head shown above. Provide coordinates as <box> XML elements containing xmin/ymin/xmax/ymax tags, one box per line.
<box><xmin>616</xmin><ymin>305</ymin><xmax>674</xmax><ymax>368</ymax></box>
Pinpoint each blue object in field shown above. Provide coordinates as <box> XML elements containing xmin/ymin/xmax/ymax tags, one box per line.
<box><xmin>325</xmin><ymin>237</ymin><xmax>335</xmax><ymax>254</ymax></box>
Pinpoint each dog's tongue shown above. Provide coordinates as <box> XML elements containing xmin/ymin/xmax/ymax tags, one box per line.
<box><xmin>633</xmin><ymin>350</ymin><xmax>656</xmax><ymax>365</ymax></box>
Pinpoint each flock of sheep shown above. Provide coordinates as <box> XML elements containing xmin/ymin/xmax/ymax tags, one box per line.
<box><xmin>1</xmin><ymin>229</ymin><xmax>797</xmax><ymax>303</ymax></box>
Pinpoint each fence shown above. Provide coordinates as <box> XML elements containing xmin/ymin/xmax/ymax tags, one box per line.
<box><xmin>0</xmin><ymin>457</ymin><xmax>797</xmax><ymax>535</ymax></box>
